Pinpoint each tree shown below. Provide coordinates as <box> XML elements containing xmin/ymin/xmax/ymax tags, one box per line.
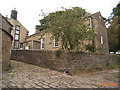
<box><xmin>108</xmin><ymin>17</ymin><xmax>120</xmax><ymax>52</ymax></box>
<box><xmin>107</xmin><ymin>2</ymin><xmax>120</xmax><ymax>52</ymax></box>
<box><xmin>112</xmin><ymin>2</ymin><xmax>120</xmax><ymax>17</ymax></box>
<box><xmin>39</xmin><ymin>7</ymin><xmax>95</xmax><ymax>51</ymax></box>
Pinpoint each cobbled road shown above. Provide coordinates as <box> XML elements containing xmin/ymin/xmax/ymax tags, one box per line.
<box><xmin>2</xmin><ymin>60</ymin><xmax>119</xmax><ymax>88</ymax></box>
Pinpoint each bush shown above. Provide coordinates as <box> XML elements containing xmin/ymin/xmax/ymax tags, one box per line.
<box><xmin>85</xmin><ymin>44</ymin><xmax>96</xmax><ymax>52</ymax></box>
<box><xmin>55</xmin><ymin>49</ymin><xmax>62</xmax><ymax>57</ymax></box>
<box><xmin>106</xmin><ymin>65</ymin><xmax>120</xmax><ymax>69</ymax></box>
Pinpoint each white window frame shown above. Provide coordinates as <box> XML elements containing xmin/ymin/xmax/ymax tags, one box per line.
<box><xmin>89</xmin><ymin>17</ymin><xmax>93</xmax><ymax>29</ymax></box>
<box><xmin>100</xmin><ymin>35</ymin><xmax>103</xmax><ymax>44</ymax></box>
<box><xmin>53</xmin><ymin>39</ymin><xmax>58</xmax><ymax>48</ymax></box>
<box><xmin>41</xmin><ymin>38</ymin><xmax>45</xmax><ymax>49</ymax></box>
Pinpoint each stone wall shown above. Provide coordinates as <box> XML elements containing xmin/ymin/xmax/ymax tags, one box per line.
<box><xmin>91</xmin><ymin>12</ymin><xmax>109</xmax><ymax>53</ymax></box>
<box><xmin>1</xmin><ymin>29</ymin><xmax>13</xmax><ymax>71</ymax></box>
<box><xmin>11</xmin><ymin>50</ymin><xmax>119</xmax><ymax>73</ymax></box>
<box><xmin>0</xmin><ymin>14</ymin><xmax>13</xmax><ymax>71</ymax></box>
<box><xmin>0</xmin><ymin>15</ymin><xmax>13</xmax><ymax>34</ymax></box>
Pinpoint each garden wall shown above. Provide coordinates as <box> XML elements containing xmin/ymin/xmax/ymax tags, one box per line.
<box><xmin>10</xmin><ymin>50</ymin><xmax>119</xmax><ymax>73</ymax></box>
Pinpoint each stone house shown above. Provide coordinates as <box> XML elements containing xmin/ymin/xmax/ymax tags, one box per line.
<box><xmin>85</xmin><ymin>12</ymin><xmax>109</xmax><ymax>53</ymax></box>
<box><xmin>24</xmin><ymin>30</ymin><xmax>59</xmax><ymax>50</ymax></box>
<box><xmin>7</xmin><ymin>9</ymin><xmax>29</xmax><ymax>49</ymax></box>
<box><xmin>24</xmin><ymin>12</ymin><xmax>109</xmax><ymax>53</ymax></box>
<box><xmin>6</xmin><ymin>10</ymin><xmax>108</xmax><ymax>53</ymax></box>
<box><xmin>0</xmin><ymin>14</ymin><xmax>13</xmax><ymax>71</ymax></box>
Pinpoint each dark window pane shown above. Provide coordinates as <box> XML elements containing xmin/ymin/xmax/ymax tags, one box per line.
<box><xmin>20</xmin><ymin>43</ymin><xmax>23</xmax><ymax>48</ymax></box>
<box><xmin>14</xmin><ymin>41</ymin><xmax>19</xmax><ymax>48</ymax></box>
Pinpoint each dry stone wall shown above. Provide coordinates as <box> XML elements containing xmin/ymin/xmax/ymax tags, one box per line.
<box><xmin>11</xmin><ymin>50</ymin><xmax>119</xmax><ymax>73</ymax></box>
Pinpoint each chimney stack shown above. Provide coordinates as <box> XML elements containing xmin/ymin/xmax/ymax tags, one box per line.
<box><xmin>11</xmin><ymin>8</ymin><xmax>18</xmax><ymax>20</ymax></box>
<box><xmin>35</xmin><ymin>25</ymin><xmax>41</xmax><ymax>33</ymax></box>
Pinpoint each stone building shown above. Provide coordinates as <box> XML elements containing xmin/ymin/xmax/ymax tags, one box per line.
<box><xmin>0</xmin><ymin>14</ymin><xmax>13</xmax><ymax>71</ymax></box>
<box><xmin>85</xmin><ymin>12</ymin><xmax>109</xmax><ymax>53</ymax></box>
<box><xmin>7</xmin><ymin>9</ymin><xmax>29</xmax><ymax>49</ymax></box>
<box><xmin>24</xmin><ymin>12</ymin><xmax>109</xmax><ymax>53</ymax></box>
<box><xmin>25</xmin><ymin>31</ymin><xmax>59</xmax><ymax>50</ymax></box>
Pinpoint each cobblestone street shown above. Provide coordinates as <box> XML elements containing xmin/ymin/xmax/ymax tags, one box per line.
<box><xmin>2</xmin><ymin>60</ymin><xmax>119</xmax><ymax>88</ymax></box>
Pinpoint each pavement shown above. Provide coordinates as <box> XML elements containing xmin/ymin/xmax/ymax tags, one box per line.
<box><xmin>2</xmin><ymin>60</ymin><xmax>119</xmax><ymax>88</ymax></box>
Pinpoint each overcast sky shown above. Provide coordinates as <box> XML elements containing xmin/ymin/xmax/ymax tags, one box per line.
<box><xmin>0</xmin><ymin>0</ymin><xmax>119</xmax><ymax>35</ymax></box>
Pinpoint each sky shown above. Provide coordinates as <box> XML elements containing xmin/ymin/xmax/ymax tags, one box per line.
<box><xmin>0</xmin><ymin>0</ymin><xmax>119</xmax><ymax>35</ymax></box>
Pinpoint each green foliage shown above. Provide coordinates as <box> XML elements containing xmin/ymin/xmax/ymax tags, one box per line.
<box><xmin>106</xmin><ymin>65</ymin><xmax>120</xmax><ymax>69</ymax></box>
<box><xmin>112</xmin><ymin>2</ymin><xmax>120</xmax><ymax>17</ymax></box>
<box><xmin>55</xmin><ymin>49</ymin><xmax>62</xmax><ymax>57</ymax></box>
<box><xmin>107</xmin><ymin>2</ymin><xmax>120</xmax><ymax>52</ymax></box>
<box><xmin>107</xmin><ymin>15</ymin><xmax>120</xmax><ymax>52</ymax></box>
<box><xmin>108</xmin><ymin>2</ymin><xmax>120</xmax><ymax>20</ymax></box>
<box><xmin>39</xmin><ymin>7</ymin><xmax>95</xmax><ymax>51</ymax></box>
<box><xmin>85</xmin><ymin>44</ymin><xmax>96</xmax><ymax>52</ymax></box>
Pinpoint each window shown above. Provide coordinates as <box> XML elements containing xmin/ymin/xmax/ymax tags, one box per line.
<box><xmin>14</xmin><ymin>41</ymin><xmax>19</xmax><ymax>49</ymax></box>
<box><xmin>20</xmin><ymin>43</ymin><xmax>23</xmax><ymax>49</ymax></box>
<box><xmin>89</xmin><ymin>17</ymin><xmax>93</xmax><ymax>29</ymax></box>
<box><xmin>15</xmin><ymin>30</ymin><xmax>20</xmax><ymax>34</ymax></box>
<box><xmin>15</xmin><ymin>35</ymin><xmax>19</xmax><ymax>40</ymax></box>
<box><xmin>53</xmin><ymin>39</ymin><xmax>58</xmax><ymax>48</ymax></box>
<box><xmin>100</xmin><ymin>35</ymin><xmax>103</xmax><ymax>44</ymax></box>
<box><xmin>16</xmin><ymin>25</ymin><xmax>20</xmax><ymax>30</ymax></box>
<box><xmin>14</xmin><ymin>25</ymin><xmax>20</xmax><ymax>49</ymax></box>
<box><xmin>41</xmin><ymin>38</ymin><xmax>45</xmax><ymax>49</ymax></box>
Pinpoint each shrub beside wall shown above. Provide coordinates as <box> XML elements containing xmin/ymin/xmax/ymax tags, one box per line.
<box><xmin>11</xmin><ymin>50</ymin><xmax>119</xmax><ymax>73</ymax></box>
